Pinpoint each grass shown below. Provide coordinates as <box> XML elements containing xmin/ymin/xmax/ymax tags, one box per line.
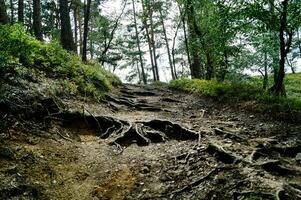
<box><xmin>0</xmin><ymin>24</ymin><xmax>121</xmax><ymax>100</ymax></box>
<box><xmin>169</xmin><ymin>73</ymin><xmax>301</xmax><ymax>111</ymax></box>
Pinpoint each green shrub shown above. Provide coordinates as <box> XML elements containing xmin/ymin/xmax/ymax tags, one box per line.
<box><xmin>169</xmin><ymin>77</ymin><xmax>301</xmax><ymax>111</ymax></box>
<box><xmin>0</xmin><ymin>24</ymin><xmax>121</xmax><ymax>99</ymax></box>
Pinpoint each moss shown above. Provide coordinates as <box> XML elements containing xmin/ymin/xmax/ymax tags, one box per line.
<box><xmin>0</xmin><ymin>24</ymin><xmax>121</xmax><ymax>99</ymax></box>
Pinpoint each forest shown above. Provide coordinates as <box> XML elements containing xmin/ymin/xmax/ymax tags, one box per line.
<box><xmin>0</xmin><ymin>0</ymin><xmax>301</xmax><ymax>200</ymax></box>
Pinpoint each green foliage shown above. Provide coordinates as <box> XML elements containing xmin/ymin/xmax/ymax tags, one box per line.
<box><xmin>170</xmin><ymin>75</ymin><xmax>301</xmax><ymax>111</ymax></box>
<box><xmin>170</xmin><ymin>78</ymin><xmax>263</xmax><ymax>100</ymax></box>
<box><xmin>0</xmin><ymin>24</ymin><xmax>121</xmax><ymax>99</ymax></box>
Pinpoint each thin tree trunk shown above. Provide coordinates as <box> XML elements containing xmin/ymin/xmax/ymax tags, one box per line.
<box><xmin>149</xmin><ymin>5</ymin><xmax>159</xmax><ymax>81</ymax></box>
<box><xmin>73</xmin><ymin>6</ymin><xmax>78</xmax><ymax>54</ymax></box>
<box><xmin>0</xmin><ymin>0</ymin><xmax>8</xmax><ymax>24</ymax></box>
<box><xmin>132</xmin><ymin>0</ymin><xmax>147</xmax><ymax>84</ymax></box>
<box><xmin>205</xmin><ymin>51</ymin><xmax>214</xmax><ymax>80</ymax></box>
<box><xmin>141</xmin><ymin>0</ymin><xmax>156</xmax><ymax>81</ymax></box>
<box><xmin>172</xmin><ymin>18</ymin><xmax>181</xmax><ymax>80</ymax></box>
<box><xmin>263</xmin><ymin>51</ymin><xmax>268</xmax><ymax>89</ymax></box>
<box><xmin>10</xmin><ymin>0</ymin><xmax>14</xmax><ymax>23</ymax></box>
<box><xmin>297</xmin><ymin>29</ymin><xmax>301</xmax><ymax>58</ymax></box>
<box><xmin>78</xmin><ymin>7</ymin><xmax>83</xmax><ymax>55</ymax></box>
<box><xmin>178</xmin><ymin>4</ymin><xmax>192</xmax><ymax>75</ymax></box>
<box><xmin>18</xmin><ymin>0</ymin><xmax>24</xmax><ymax>23</ymax></box>
<box><xmin>159</xmin><ymin>9</ymin><xmax>175</xmax><ymax>80</ymax></box>
<box><xmin>33</xmin><ymin>0</ymin><xmax>43</xmax><ymax>41</ymax></box>
<box><xmin>100</xmin><ymin>0</ymin><xmax>127</xmax><ymax>65</ymax></box>
<box><xmin>82</xmin><ymin>0</ymin><xmax>91</xmax><ymax>62</ymax></box>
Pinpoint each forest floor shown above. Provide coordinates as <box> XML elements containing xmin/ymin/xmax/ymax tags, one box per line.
<box><xmin>1</xmin><ymin>84</ymin><xmax>301</xmax><ymax>200</ymax></box>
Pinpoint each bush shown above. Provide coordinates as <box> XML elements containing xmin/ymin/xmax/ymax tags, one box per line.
<box><xmin>169</xmin><ymin>78</ymin><xmax>301</xmax><ymax>111</ymax></box>
<box><xmin>0</xmin><ymin>24</ymin><xmax>121</xmax><ymax>99</ymax></box>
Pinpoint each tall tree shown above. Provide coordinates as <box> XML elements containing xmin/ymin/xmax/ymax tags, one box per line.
<box><xmin>132</xmin><ymin>0</ymin><xmax>147</xmax><ymax>84</ymax></box>
<box><xmin>59</xmin><ymin>0</ymin><xmax>76</xmax><ymax>51</ymax></box>
<box><xmin>0</xmin><ymin>0</ymin><xmax>8</xmax><ymax>24</ymax></box>
<box><xmin>82</xmin><ymin>0</ymin><xmax>91</xmax><ymax>62</ymax></box>
<box><xmin>33</xmin><ymin>0</ymin><xmax>43</xmax><ymax>40</ymax></box>
<box><xmin>158</xmin><ymin>3</ymin><xmax>175</xmax><ymax>80</ymax></box>
<box><xmin>18</xmin><ymin>0</ymin><xmax>24</xmax><ymax>23</ymax></box>
<box><xmin>186</xmin><ymin>0</ymin><xmax>203</xmax><ymax>78</ymax></box>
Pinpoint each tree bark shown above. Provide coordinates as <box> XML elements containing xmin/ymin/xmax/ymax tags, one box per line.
<box><xmin>270</xmin><ymin>0</ymin><xmax>292</xmax><ymax>96</ymax></box>
<box><xmin>59</xmin><ymin>0</ymin><xmax>76</xmax><ymax>51</ymax></box>
<box><xmin>82</xmin><ymin>0</ymin><xmax>91</xmax><ymax>62</ymax></box>
<box><xmin>149</xmin><ymin>5</ymin><xmax>159</xmax><ymax>81</ymax></box>
<box><xmin>179</xmin><ymin>4</ymin><xmax>192</xmax><ymax>75</ymax></box>
<box><xmin>141</xmin><ymin>0</ymin><xmax>156</xmax><ymax>81</ymax></box>
<box><xmin>18</xmin><ymin>0</ymin><xmax>24</xmax><ymax>23</ymax></box>
<box><xmin>10</xmin><ymin>0</ymin><xmax>14</xmax><ymax>23</ymax></box>
<box><xmin>77</xmin><ymin>7</ymin><xmax>83</xmax><ymax>55</ymax></box>
<box><xmin>73</xmin><ymin>5</ymin><xmax>78</xmax><ymax>54</ymax></box>
<box><xmin>0</xmin><ymin>0</ymin><xmax>8</xmax><ymax>24</ymax></box>
<box><xmin>33</xmin><ymin>0</ymin><xmax>43</xmax><ymax>41</ymax></box>
<box><xmin>132</xmin><ymin>0</ymin><xmax>147</xmax><ymax>84</ymax></box>
<box><xmin>186</xmin><ymin>0</ymin><xmax>202</xmax><ymax>79</ymax></box>
<box><xmin>159</xmin><ymin>9</ymin><xmax>175</xmax><ymax>80</ymax></box>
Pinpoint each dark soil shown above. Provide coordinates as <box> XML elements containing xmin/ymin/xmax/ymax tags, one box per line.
<box><xmin>0</xmin><ymin>84</ymin><xmax>300</xmax><ymax>200</ymax></box>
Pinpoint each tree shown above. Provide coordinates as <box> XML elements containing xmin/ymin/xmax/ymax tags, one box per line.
<box><xmin>158</xmin><ymin>1</ymin><xmax>176</xmax><ymax>80</ymax></box>
<box><xmin>18</xmin><ymin>0</ymin><xmax>24</xmax><ymax>23</ymax></box>
<box><xmin>59</xmin><ymin>0</ymin><xmax>76</xmax><ymax>52</ymax></box>
<box><xmin>82</xmin><ymin>0</ymin><xmax>91</xmax><ymax>62</ymax></box>
<box><xmin>33</xmin><ymin>0</ymin><xmax>43</xmax><ymax>40</ymax></box>
<box><xmin>132</xmin><ymin>0</ymin><xmax>147</xmax><ymax>84</ymax></box>
<box><xmin>0</xmin><ymin>0</ymin><xmax>8</xmax><ymax>24</ymax></box>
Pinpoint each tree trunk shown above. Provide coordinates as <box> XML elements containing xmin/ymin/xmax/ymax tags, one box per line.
<box><xmin>73</xmin><ymin>6</ymin><xmax>78</xmax><ymax>54</ymax></box>
<box><xmin>149</xmin><ymin>5</ymin><xmax>159</xmax><ymax>81</ymax></box>
<box><xmin>0</xmin><ymin>0</ymin><xmax>8</xmax><ymax>24</ymax></box>
<box><xmin>33</xmin><ymin>0</ymin><xmax>43</xmax><ymax>41</ymax></box>
<box><xmin>263</xmin><ymin>51</ymin><xmax>268</xmax><ymax>89</ymax></box>
<box><xmin>132</xmin><ymin>0</ymin><xmax>147</xmax><ymax>84</ymax></box>
<box><xmin>179</xmin><ymin>4</ymin><xmax>192</xmax><ymax>75</ymax></box>
<box><xmin>297</xmin><ymin>29</ymin><xmax>301</xmax><ymax>58</ymax></box>
<box><xmin>172</xmin><ymin>18</ymin><xmax>181</xmax><ymax>80</ymax></box>
<box><xmin>82</xmin><ymin>0</ymin><xmax>91</xmax><ymax>62</ymax></box>
<box><xmin>141</xmin><ymin>0</ymin><xmax>156</xmax><ymax>81</ymax></box>
<box><xmin>159</xmin><ymin>9</ymin><xmax>175</xmax><ymax>80</ymax></box>
<box><xmin>205</xmin><ymin>51</ymin><xmax>214</xmax><ymax>80</ymax></box>
<box><xmin>270</xmin><ymin>0</ymin><xmax>292</xmax><ymax>96</ymax></box>
<box><xmin>10</xmin><ymin>0</ymin><xmax>14</xmax><ymax>23</ymax></box>
<box><xmin>186</xmin><ymin>0</ymin><xmax>202</xmax><ymax>79</ymax></box>
<box><xmin>77</xmin><ymin>7</ymin><xmax>83</xmax><ymax>55</ymax></box>
<box><xmin>18</xmin><ymin>0</ymin><xmax>24</xmax><ymax>23</ymax></box>
<box><xmin>59</xmin><ymin>0</ymin><xmax>75</xmax><ymax>51</ymax></box>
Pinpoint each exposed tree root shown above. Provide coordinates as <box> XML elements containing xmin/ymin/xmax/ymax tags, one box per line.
<box><xmin>253</xmin><ymin>160</ymin><xmax>299</xmax><ymax>176</ymax></box>
<box><xmin>206</xmin><ymin>141</ymin><xmax>241</xmax><ymax>164</ymax></box>
<box><xmin>168</xmin><ymin>166</ymin><xmax>237</xmax><ymax>196</ymax></box>
<box><xmin>119</xmin><ymin>89</ymin><xmax>157</xmax><ymax>96</ymax></box>
<box><xmin>141</xmin><ymin>120</ymin><xmax>199</xmax><ymax>140</ymax></box>
<box><xmin>214</xmin><ymin>128</ymin><xmax>247</xmax><ymax>142</ymax></box>
<box><xmin>233</xmin><ymin>191</ymin><xmax>275</xmax><ymax>200</ymax></box>
<box><xmin>103</xmin><ymin>94</ymin><xmax>163</xmax><ymax>111</ymax></box>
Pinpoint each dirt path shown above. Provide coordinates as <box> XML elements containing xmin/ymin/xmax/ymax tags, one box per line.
<box><xmin>1</xmin><ymin>84</ymin><xmax>301</xmax><ymax>200</ymax></box>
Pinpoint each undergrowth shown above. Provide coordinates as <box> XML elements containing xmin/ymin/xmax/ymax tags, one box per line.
<box><xmin>170</xmin><ymin>76</ymin><xmax>301</xmax><ymax>112</ymax></box>
<box><xmin>0</xmin><ymin>24</ymin><xmax>121</xmax><ymax>99</ymax></box>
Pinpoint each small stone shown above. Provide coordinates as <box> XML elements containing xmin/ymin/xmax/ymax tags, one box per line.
<box><xmin>141</xmin><ymin>166</ymin><xmax>150</xmax><ymax>174</ymax></box>
<box><xmin>0</xmin><ymin>147</ymin><xmax>15</xmax><ymax>160</ymax></box>
<box><xmin>295</xmin><ymin>153</ymin><xmax>301</xmax><ymax>162</ymax></box>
